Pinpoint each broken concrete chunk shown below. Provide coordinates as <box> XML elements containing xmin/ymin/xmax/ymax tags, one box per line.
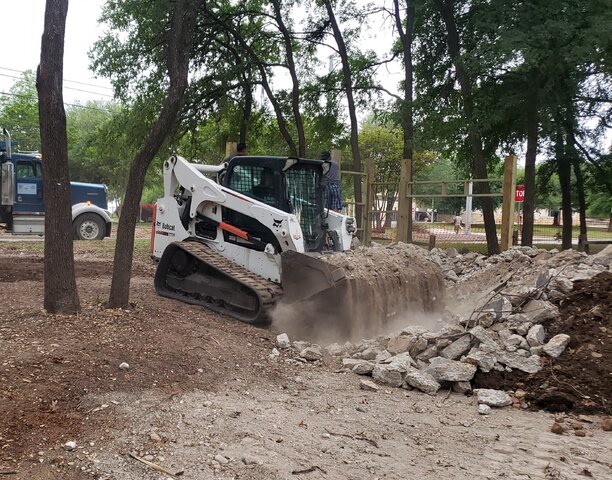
<box><xmin>358</xmin><ymin>347</ymin><xmax>381</xmax><ymax>361</ymax></box>
<box><xmin>452</xmin><ymin>381</ymin><xmax>472</xmax><ymax>394</ymax></box>
<box><xmin>506</xmin><ymin>285</ymin><xmax>538</xmax><ymax>307</ymax></box>
<box><xmin>325</xmin><ymin>343</ymin><xmax>345</xmax><ymax>356</ymax></box>
<box><xmin>400</xmin><ymin>325</ymin><xmax>429</xmax><ymax>336</ymax></box>
<box><xmin>543</xmin><ymin>334</ymin><xmax>571</xmax><ymax>358</ymax></box>
<box><xmin>445</xmin><ymin>247</ymin><xmax>459</xmax><ymax>258</ymax></box>
<box><xmin>497</xmin><ymin>352</ymin><xmax>542</xmax><ymax>374</ymax></box>
<box><xmin>408</xmin><ymin>336</ymin><xmax>428</xmax><ymax>357</ymax></box>
<box><xmin>445</xmin><ymin>270</ymin><xmax>459</xmax><ymax>282</ymax></box>
<box><xmin>404</xmin><ymin>368</ymin><xmax>441</xmax><ymax>395</ymax></box>
<box><xmin>416</xmin><ymin>345</ymin><xmax>439</xmax><ymax>361</ymax></box>
<box><xmin>464</xmin><ymin>349</ymin><xmax>497</xmax><ymax>373</ymax></box>
<box><xmin>506</xmin><ymin>314</ymin><xmax>532</xmax><ymax>335</ymax></box>
<box><xmin>293</xmin><ymin>340</ymin><xmax>310</xmax><ymax>352</ymax></box>
<box><xmin>300</xmin><ymin>346</ymin><xmax>322</xmax><ymax>361</ymax></box>
<box><xmin>522</xmin><ymin>300</ymin><xmax>559</xmax><ymax>324</ymax></box>
<box><xmin>477</xmin><ymin>312</ymin><xmax>496</xmax><ymax>328</ymax></box>
<box><xmin>372</xmin><ymin>364</ymin><xmax>405</xmax><ymax>387</ymax></box>
<box><xmin>526</xmin><ymin>324</ymin><xmax>545</xmax><ymax>347</ymax></box>
<box><xmin>549</xmin><ymin>276</ymin><xmax>573</xmax><ymax>294</ymax></box>
<box><xmin>425</xmin><ymin>357</ymin><xmax>478</xmax><ymax>382</ymax></box>
<box><xmin>536</xmin><ymin>269</ymin><xmax>551</xmax><ymax>289</ymax></box>
<box><xmin>387</xmin><ymin>334</ymin><xmax>416</xmax><ymax>355</ymax></box>
<box><xmin>475</xmin><ymin>388</ymin><xmax>512</xmax><ymax>407</ymax></box>
<box><xmin>276</xmin><ymin>333</ymin><xmax>290</xmax><ymax>349</ymax></box>
<box><xmin>469</xmin><ymin>325</ymin><xmax>501</xmax><ymax>352</ymax></box>
<box><xmin>440</xmin><ymin>334</ymin><xmax>473</xmax><ymax>360</ymax></box>
<box><xmin>352</xmin><ymin>361</ymin><xmax>375</xmax><ymax>375</ymax></box>
<box><xmin>374</xmin><ymin>350</ymin><xmax>392</xmax><ymax>363</ymax></box>
<box><xmin>478</xmin><ymin>404</ymin><xmax>492</xmax><ymax>415</ymax></box>
<box><xmin>504</xmin><ymin>334</ymin><xmax>529</xmax><ymax>351</ymax></box>
<box><xmin>342</xmin><ymin>358</ymin><xmax>363</xmax><ymax>368</ymax></box>
<box><xmin>481</xmin><ymin>294</ymin><xmax>513</xmax><ymax>321</ymax></box>
<box><xmin>385</xmin><ymin>352</ymin><xmax>416</xmax><ymax>371</ymax></box>
<box><xmin>359</xmin><ymin>379</ymin><xmax>379</xmax><ymax>392</ymax></box>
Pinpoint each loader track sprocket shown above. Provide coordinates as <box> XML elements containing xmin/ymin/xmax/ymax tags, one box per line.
<box><xmin>154</xmin><ymin>240</ymin><xmax>283</xmax><ymax>324</ymax></box>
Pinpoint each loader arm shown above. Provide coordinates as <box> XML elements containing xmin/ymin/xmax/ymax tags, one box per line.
<box><xmin>153</xmin><ymin>155</ymin><xmax>306</xmax><ymax>283</ymax></box>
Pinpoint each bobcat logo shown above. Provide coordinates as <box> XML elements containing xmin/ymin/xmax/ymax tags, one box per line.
<box><xmin>273</xmin><ymin>219</ymin><xmax>283</xmax><ymax>228</ymax></box>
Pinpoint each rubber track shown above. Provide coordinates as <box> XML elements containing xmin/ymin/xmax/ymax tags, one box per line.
<box><xmin>164</xmin><ymin>240</ymin><xmax>283</xmax><ymax>323</ymax></box>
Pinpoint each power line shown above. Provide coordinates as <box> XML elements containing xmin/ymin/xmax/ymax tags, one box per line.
<box><xmin>0</xmin><ymin>66</ymin><xmax>114</xmax><ymax>92</ymax></box>
<box><xmin>0</xmin><ymin>72</ymin><xmax>114</xmax><ymax>98</ymax></box>
<box><xmin>0</xmin><ymin>90</ymin><xmax>113</xmax><ymax>113</ymax></box>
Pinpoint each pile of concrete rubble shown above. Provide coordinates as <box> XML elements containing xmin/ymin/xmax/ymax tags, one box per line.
<box><xmin>275</xmin><ymin>245</ymin><xmax>611</xmax><ymax>413</ymax></box>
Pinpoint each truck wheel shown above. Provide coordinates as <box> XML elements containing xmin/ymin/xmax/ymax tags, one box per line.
<box><xmin>74</xmin><ymin>213</ymin><xmax>106</xmax><ymax>240</ymax></box>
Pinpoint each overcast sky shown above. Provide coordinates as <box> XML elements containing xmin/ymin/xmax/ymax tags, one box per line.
<box><xmin>0</xmin><ymin>0</ymin><xmax>405</xmax><ymax>127</ymax></box>
<box><xmin>1</xmin><ymin>0</ymin><xmax>112</xmax><ymax>103</ymax></box>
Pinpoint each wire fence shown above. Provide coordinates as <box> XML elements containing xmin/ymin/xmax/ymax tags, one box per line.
<box><xmin>368</xmin><ymin>213</ymin><xmax>612</xmax><ymax>247</ymax></box>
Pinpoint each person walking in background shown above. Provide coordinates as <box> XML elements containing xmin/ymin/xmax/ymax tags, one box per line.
<box><xmin>454</xmin><ymin>213</ymin><xmax>463</xmax><ymax>234</ymax></box>
<box><xmin>321</xmin><ymin>151</ymin><xmax>342</xmax><ymax>212</ymax></box>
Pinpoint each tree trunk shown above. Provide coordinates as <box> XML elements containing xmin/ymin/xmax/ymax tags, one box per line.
<box><xmin>393</xmin><ymin>0</ymin><xmax>415</xmax><ymax>242</ymax></box>
<box><xmin>564</xmin><ymin>109</ymin><xmax>586</xmax><ymax>239</ymax></box>
<box><xmin>37</xmin><ymin>0</ymin><xmax>80</xmax><ymax>314</ymax></box>
<box><xmin>271</xmin><ymin>0</ymin><xmax>306</xmax><ymax>157</ymax></box>
<box><xmin>323</xmin><ymin>0</ymin><xmax>363</xmax><ymax>232</ymax></box>
<box><xmin>239</xmin><ymin>82</ymin><xmax>252</xmax><ymax>144</ymax></box>
<box><xmin>521</xmin><ymin>82</ymin><xmax>538</xmax><ymax>246</ymax></box>
<box><xmin>383</xmin><ymin>193</ymin><xmax>397</xmax><ymax>228</ymax></box>
<box><xmin>554</xmin><ymin>114</ymin><xmax>572</xmax><ymax>250</ymax></box>
<box><xmin>434</xmin><ymin>0</ymin><xmax>499</xmax><ymax>254</ymax></box>
<box><xmin>108</xmin><ymin>0</ymin><xmax>200</xmax><ymax>308</ymax></box>
<box><xmin>572</xmin><ymin>157</ymin><xmax>587</xmax><ymax>245</ymax></box>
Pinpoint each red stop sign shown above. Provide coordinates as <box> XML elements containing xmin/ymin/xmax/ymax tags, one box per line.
<box><xmin>515</xmin><ymin>185</ymin><xmax>525</xmax><ymax>202</ymax></box>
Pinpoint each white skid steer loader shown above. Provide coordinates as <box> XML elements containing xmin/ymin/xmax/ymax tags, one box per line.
<box><xmin>152</xmin><ymin>155</ymin><xmax>443</xmax><ymax>335</ymax></box>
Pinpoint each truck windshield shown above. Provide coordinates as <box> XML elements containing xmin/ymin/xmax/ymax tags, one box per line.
<box><xmin>16</xmin><ymin>161</ymin><xmax>42</xmax><ymax>178</ymax></box>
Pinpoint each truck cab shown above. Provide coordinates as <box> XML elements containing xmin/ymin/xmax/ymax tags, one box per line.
<box><xmin>0</xmin><ymin>130</ymin><xmax>112</xmax><ymax>240</ymax></box>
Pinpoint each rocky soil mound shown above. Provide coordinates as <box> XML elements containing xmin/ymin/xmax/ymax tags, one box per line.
<box><xmin>275</xmin><ymin>245</ymin><xmax>612</xmax><ymax>415</ymax></box>
<box><xmin>474</xmin><ymin>270</ymin><xmax>611</xmax><ymax>414</ymax></box>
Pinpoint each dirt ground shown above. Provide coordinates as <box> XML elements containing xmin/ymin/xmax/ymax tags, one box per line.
<box><xmin>1</xmin><ymin>244</ymin><xmax>611</xmax><ymax>480</ymax></box>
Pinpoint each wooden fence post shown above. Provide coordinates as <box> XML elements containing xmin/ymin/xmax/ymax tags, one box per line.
<box><xmin>225</xmin><ymin>141</ymin><xmax>237</xmax><ymax>159</ymax></box>
<box><xmin>331</xmin><ymin>149</ymin><xmax>342</xmax><ymax>167</ymax></box>
<box><xmin>500</xmin><ymin>154</ymin><xmax>517</xmax><ymax>251</ymax></box>
<box><xmin>397</xmin><ymin>158</ymin><xmax>412</xmax><ymax>243</ymax></box>
<box><xmin>428</xmin><ymin>234</ymin><xmax>436</xmax><ymax>250</ymax></box>
<box><xmin>363</xmin><ymin>157</ymin><xmax>374</xmax><ymax>245</ymax></box>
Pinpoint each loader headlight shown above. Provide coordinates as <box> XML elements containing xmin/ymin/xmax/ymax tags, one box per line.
<box><xmin>346</xmin><ymin>217</ymin><xmax>356</xmax><ymax>234</ymax></box>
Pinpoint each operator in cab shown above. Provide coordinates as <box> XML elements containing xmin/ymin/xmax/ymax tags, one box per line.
<box><xmin>253</xmin><ymin>168</ymin><xmax>276</xmax><ymax>206</ymax></box>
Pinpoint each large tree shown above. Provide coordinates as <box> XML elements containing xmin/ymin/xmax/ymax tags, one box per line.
<box><xmin>432</xmin><ymin>0</ymin><xmax>499</xmax><ymax>254</ymax></box>
<box><xmin>36</xmin><ymin>0</ymin><xmax>80</xmax><ymax>313</ymax></box>
<box><xmin>391</xmin><ymin>0</ymin><xmax>416</xmax><ymax>241</ymax></box>
<box><xmin>322</xmin><ymin>0</ymin><xmax>364</xmax><ymax>233</ymax></box>
<box><xmin>108</xmin><ymin>0</ymin><xmax>201</xmax><ymax>308</ymax></box>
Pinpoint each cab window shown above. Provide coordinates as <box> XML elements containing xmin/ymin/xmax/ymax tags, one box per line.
<box><xmin>16</xmin><ymin>161</ymin><xmax>42</xmax><ymax>179</ymax></box>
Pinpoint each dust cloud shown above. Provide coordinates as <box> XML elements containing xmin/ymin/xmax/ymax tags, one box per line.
<box><xmin>271</xmin><ymin>299</ymin><xmax>447</xmax><ymax>345</ymax></box>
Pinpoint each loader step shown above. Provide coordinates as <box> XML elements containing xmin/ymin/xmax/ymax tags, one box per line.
<box><xmin>154</xmin><ymin>240</ymin><xmax>283</xmax><ymax>324</ymax></box>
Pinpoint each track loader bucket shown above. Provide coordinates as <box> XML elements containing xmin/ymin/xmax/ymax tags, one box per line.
<box><xmin>280</xmin><ymin>250</ymin><xmax>348</xmax><ymax>303</ymax></box>
<box><xmin>278</xmin><ymin>245</ymin><xmax>446</xmax><ymax>341</ymax></box>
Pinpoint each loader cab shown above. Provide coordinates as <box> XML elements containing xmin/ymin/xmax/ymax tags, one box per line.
<box><xmin>222</xmin><ymin>156</ymin><xmax>328</xmax><ymax>252</ymax></box>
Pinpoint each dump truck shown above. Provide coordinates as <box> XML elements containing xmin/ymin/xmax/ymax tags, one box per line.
<box><xmin>0</xmin><ymin>128</ymin><xmax>112</xmax><ymax>239</ymax></box>
<box><xmin>152</xmin><ymin>155</ymin><xmax>443</xmax><ymax>336</ymax></box>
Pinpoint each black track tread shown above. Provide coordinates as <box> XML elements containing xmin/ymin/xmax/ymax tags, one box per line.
<box><xmin>158</xmin><ymin>240</ymin><xmax>283</xmax><ymax>324</ymax></box>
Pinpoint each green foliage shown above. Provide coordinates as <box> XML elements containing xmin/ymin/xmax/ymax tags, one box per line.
<box><xmin>0</xmin><ymin>71</ymin><xmax>40</xmax><ymax>151</ymax></box>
